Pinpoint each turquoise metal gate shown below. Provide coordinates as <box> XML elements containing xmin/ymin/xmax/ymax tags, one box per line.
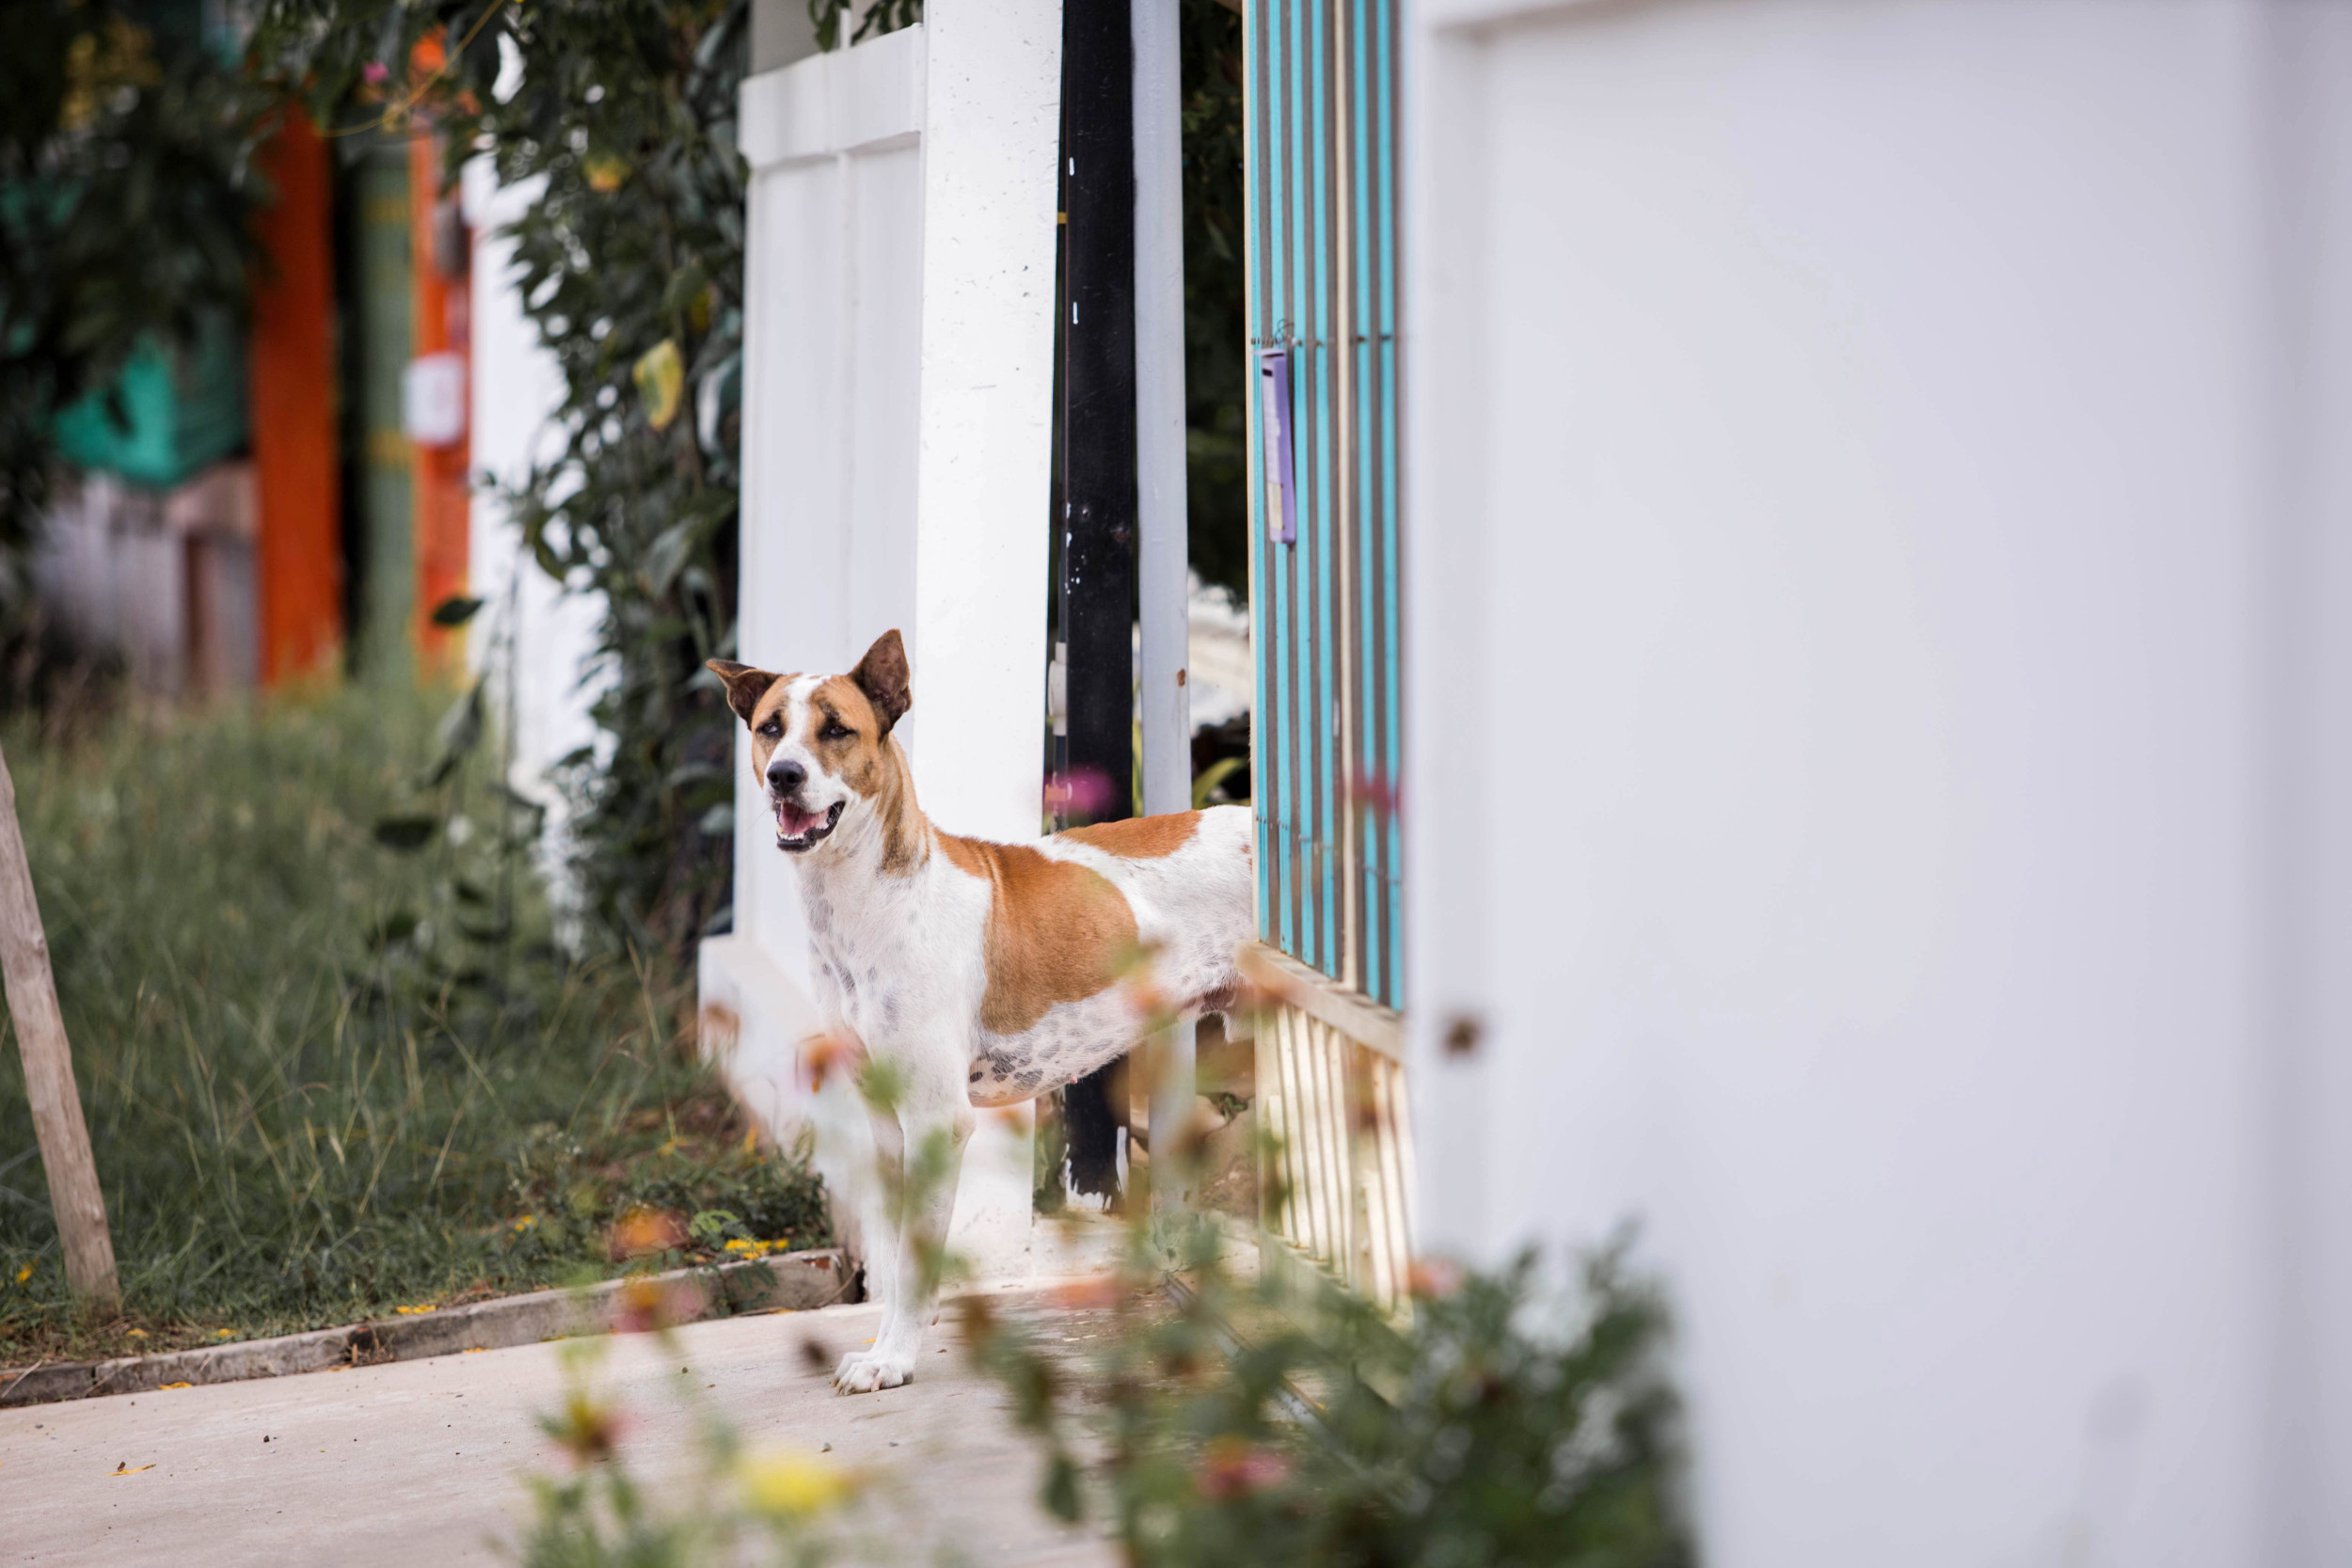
<box><xmin>1248</xmin><ymin>0</ymin><xmax>1403</xmax><ymax>1009</ymax></box>
<box><xmin>1247</xmin><ymin>0</ymin><xmax>1413</xmax><ymax>1309</ymax></box>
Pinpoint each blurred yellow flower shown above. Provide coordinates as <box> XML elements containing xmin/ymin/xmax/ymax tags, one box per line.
<box><xmin>741</xmin><ymin>1449</ymin><xmax>856</xmax><ymax>1517</ymax></box>
<box><xmin>511</xmin><ymin>1214</ymin><xmax>538</xmax><ymax>1232</ymax></box>
<box><xmin>723</xmin><ymin>1237</ymin><xmax>788</xmax><ymax>1259</ymax></box>
<box><xmin>124</xmin><ymin>1328</ymin><xmax>147</xmax><ymax>1338</ymax></box>
<box><xmin>11</xmin><ymin>1264</ymin><xmax>29</xmax><ymax>1285</ymax></box>
<box><xmin>394</xmin><ymin>1306</ymin><xmax>437</xmax><ymax>1316</ymax></box>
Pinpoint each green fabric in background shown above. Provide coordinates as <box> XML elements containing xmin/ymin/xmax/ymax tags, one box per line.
<box><xmin>51</xmin><ymin>310</ymin><xmax>248</xmax><ymax>488</ymax></box>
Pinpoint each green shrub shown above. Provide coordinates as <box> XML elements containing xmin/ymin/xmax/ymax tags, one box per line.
<box><xmin>492</xmin><ymin>1223</ymin><xmax>1692</xmax><ymax>1568</ymax></box>
<box><xmin>964</xmin><ymin>1226</ymin><xmax>1693</xmax><ymax>1568</ymax></box>
<box><xmin>247</xmin><ymin>0</ymin><xmax>756</xmax><ymax>957</ymax></box>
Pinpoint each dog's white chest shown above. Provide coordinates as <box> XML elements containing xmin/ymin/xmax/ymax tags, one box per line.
<box><xmin>800</xmin><ymin>859</ymin><xmax>985</xmax><ymax>1051</ymax></box>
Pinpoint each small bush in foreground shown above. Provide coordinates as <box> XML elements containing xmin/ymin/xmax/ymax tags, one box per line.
<box><xmin>498</xmin><ymin>1225</ymin><xmax>1689</xmax><ymax>1568</ymax></box>
<box><xmin>965</xmin><ymin>1225</ymin><xmax>1692</xmax><ymax>1568</ymax></box>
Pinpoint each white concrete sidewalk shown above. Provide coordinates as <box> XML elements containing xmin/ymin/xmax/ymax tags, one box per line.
<box><xmin>0</xmin><ymin>1297</ymin><xmax>1113</xmax><ymax>1567</ymax></box>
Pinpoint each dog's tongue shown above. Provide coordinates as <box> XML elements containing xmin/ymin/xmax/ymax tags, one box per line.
<box><xmin>777</xmin><ymin>802</ymin><xmax>825</xmax><ymax>837</ymax></box>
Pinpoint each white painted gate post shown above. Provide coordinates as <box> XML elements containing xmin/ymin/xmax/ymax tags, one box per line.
<box><xmin>1133</xmin><ymin>0</ymin><xmax>1196</xmax><ymax>1211</ymax></box>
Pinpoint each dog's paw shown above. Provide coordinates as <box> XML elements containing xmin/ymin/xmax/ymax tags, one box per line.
<box><xmin>833</xmin><ymin>1352</ymin><xmax>914</xmax><ymax>1395</ymax></box>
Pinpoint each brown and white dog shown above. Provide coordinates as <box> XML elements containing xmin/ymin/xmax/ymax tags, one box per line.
<box><xmin>708</xmin><ymin>630</ymin><xmax>1252</xmax><ymax>1394</ymax></box>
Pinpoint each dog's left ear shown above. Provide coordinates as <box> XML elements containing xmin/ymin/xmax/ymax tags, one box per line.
<box><xmin>707</xmin><ymin>659</ymin><xmax>780</xmax><ymax>726</ymax></box>
<box><xmin>850</xmin><ymin>630</ymin><xmax>911</xmax><ymax>735</ymax></box>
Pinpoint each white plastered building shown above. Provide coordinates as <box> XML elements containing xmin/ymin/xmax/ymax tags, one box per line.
<box><xmin>1402</xmin><ymin>4</ymin><xmax>2352</xmax><ymax>1562</ymax></box>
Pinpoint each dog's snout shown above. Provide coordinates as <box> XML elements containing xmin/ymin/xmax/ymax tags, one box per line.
<box><xmin>767</xmin><ymin>757</ymin><xmax>807</xmax><ymax>795</ymax></box>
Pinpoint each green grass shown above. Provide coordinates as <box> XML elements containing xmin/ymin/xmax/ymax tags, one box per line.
<box><xmin>0</xmin><ymin>687</ymin><xmax>825</xmax><ymax>1369</ymax></box>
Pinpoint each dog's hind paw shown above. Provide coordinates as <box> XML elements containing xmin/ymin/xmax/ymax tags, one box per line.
<box><xmin>833</xmin><ymin>1352</ymin><xmax>914</xmax><ymax>1395</ymax></box>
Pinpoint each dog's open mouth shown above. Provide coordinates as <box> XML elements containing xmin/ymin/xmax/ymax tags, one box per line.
<box><xmin>774</xmin><ymin>799</ymin><xmax>845</xmax><ymax>852</ymax></box>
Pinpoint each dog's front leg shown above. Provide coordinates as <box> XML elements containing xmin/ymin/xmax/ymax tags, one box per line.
<box><xmin>834</xmin><ymin>1066</ymin><xmax>973</xmax><ymax>1395</ymax></box>
<box><xmin>835</xmin><ymin>1104</ymin><xmax>905</xmax><ymax>1389</ymax></box>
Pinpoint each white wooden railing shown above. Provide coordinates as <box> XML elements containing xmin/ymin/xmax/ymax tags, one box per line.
<box><xmin>1242</xmin><ymin>943</ymin><xmax>1417</xmax><ymax>1311</ymax></box>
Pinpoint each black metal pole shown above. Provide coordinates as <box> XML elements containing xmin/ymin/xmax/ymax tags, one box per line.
<box><xmin>1057</xmin><ymin>0</ymin><xmax>1137</xmax><ymax>1208</ymax></box>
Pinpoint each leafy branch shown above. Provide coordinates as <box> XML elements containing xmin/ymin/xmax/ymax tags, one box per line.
<box><xmin>249</xmin><ymin>0</ymin><xmax>753</xmax><ymax>955</ymax></box>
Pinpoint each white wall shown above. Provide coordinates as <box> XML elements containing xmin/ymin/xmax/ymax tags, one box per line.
<box><xmin>704</xmin><ymin>4</ymin><xmax>1062</xmax><ymax>1280</ymax></box>
<box><xmin>462</xmin><ymin>158</ymin><xmax>609</xmax><ymax>903</ymax></box>
<box><xmin>1404</xmin><ymin>3</ymin><xmax>2352</xmax><ymax>1563</ymax></box>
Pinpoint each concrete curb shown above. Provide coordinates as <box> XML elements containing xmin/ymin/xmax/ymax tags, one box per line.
<box><xmin>0</xmin><ymin>1248</ymin><xmax>850</xmax><ymax>1409</ymax></box>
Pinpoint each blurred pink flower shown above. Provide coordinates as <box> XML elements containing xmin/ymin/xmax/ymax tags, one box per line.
<box><xmin>1195</xmin><ymin>1434</ymin><xmax>1292</xmax><ymax>1500</ymax></box>
<box><xmin>1347</xmin><ymin>768</ymin><xmax>1401</xmax><ymax>820</ymax></box>
<box><xmin>1043</xmin><ymin>767</ymin><xmax>1117</xmax><ymax>821</ymax></box>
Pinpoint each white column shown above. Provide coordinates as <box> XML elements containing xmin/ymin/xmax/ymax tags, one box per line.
<box><xmin>911</xmin><ymin>0</ymin><xmax>1062</xmax><ymax>846</ymax></box>
<box><xmin>1133</xmin><ymin>0</ymin><xmax>1196</xmax><ymax>1208</ymax></box>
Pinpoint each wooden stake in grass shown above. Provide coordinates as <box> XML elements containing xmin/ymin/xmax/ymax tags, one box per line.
<box><xmin>0</xmin><ymin>741</ymin><xmax>118</xmax><ymax>1305</ymax></box>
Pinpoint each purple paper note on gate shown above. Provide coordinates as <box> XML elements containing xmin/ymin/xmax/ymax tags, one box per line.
<box><xmin>1257</xmin><ymin>346</ymin><xmax>1297</xmax><ymax>546</ymax></box>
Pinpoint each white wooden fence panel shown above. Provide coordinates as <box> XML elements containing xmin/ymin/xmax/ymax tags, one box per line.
<box><xmin>731</xmin><ymin>29</ymin><xmax>923</xmax><ymax>995</ymax></box>
<box><xmin>707</xmin><ymin>8</ymin><xmax>1059</xmax><ymax>1283</ymax></box>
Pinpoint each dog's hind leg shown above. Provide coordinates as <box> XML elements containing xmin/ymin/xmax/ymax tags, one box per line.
<box><xmin>834</xmin><ymin>1053</ymin><xmax>975</xmax><ymax>1395</ymax></box>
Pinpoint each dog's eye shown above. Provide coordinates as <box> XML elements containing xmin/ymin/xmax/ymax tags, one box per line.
<box><xmin>757</xmin><ymin>720</ymin><xmax>782</xmax><ymax>737</ymax></box>
<box><xmin>820</xmin><ymin>722</ymin><xmax>853</xmax><ymax>741</ymax></box>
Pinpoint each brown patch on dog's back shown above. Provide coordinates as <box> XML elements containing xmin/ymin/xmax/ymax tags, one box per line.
<box><xmin>1057</xmin><ymin>810</ymin><xmax>1202</xmax><ymax>860</ymax></box>
<box><xmin>939</xmin><ymin>834</ymin><xmax>1137</xmax><ymax>1034</ymax></box>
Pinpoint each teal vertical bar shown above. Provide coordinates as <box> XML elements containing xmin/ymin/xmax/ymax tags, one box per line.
<box><xmin>1376</xmin><ymin>0</ymin><xmax>1404</xmax><ymax>1007</ymax></box>
<box><xmin>1274</xmin><ymin>0</ymin><xmax>1299</xmax><ymax>960</ymax></box>
<box><xmin>1283</xmin><ymin>0</ymin><xmax>1311</xmax><ymax>964</ymax></box>
<box><xmin>1295</xmin><ymin>0</ymin><xmax>1317</xmax><ymax>974</ymax></box>
<box><xmin>1350</xmin><ymin>0</ymin><xmax>1380</xmax><ymax>1006</ymax></box>
<box><xmin>1247</xmin><ymin>0</ymin><xmax>1273</xmax><ymax>938</ymax></box>
<box><xmin>1311</xmin><ymin>0</ymin><xmax>1339</xmax><ymax>978</ymax></box>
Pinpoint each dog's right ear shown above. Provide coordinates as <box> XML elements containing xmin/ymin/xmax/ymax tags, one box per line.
<box><xmin>706</xmin><ymin>660</ymin><xmax>780</xmax><ymax>726</ymax></box>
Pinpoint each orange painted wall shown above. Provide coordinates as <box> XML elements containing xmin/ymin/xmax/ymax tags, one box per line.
<box><xmin>248</xmin><ymin>109</ymin><xmax>344</xmax><ymax>687</ymax></box>
<box><xmin>408</xmin><ymin>133</ymin><xmax>471</xmax><ymax>680</ymax></box>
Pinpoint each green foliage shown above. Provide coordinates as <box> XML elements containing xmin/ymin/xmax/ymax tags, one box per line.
<box><xmin>0</xmin><ymin>690</ymin><xmax>825</xmax><ymax>1367</ymax></box>
<box><xmin>248</xmin><ymin>0</ymin><xmax>754</xmax><ymax>954</ymax></box>
<box><xmin>486</xmin><ymin>993</ymin><xmax>1688</xmax><ymax>1567</ymax></box>
<box><xmin>807</xmin><ymin>0</ymin><xmax>920</xmax><ymax>53</ymax></box>
<box><xmin>0</xmin><ymin>0</ymin><xmax>264</xmax><ymax>586</ymax></box>
<box><xmin>487</xmin><ymin>1227</ymin><xmax>1690</xmax><ymax>1568</ymax></box>
<box><xmin>968</xmin><ymin>1230</ymin><xmax>1694</xmax><ymax>1568</ymax></box>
